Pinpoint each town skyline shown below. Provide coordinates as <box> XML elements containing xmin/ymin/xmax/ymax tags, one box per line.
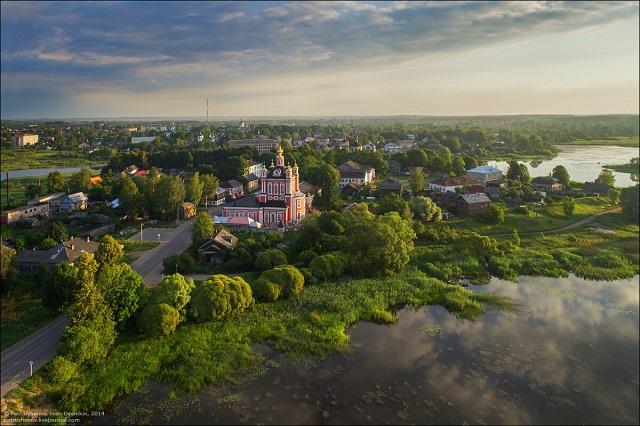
<box><xmin>2</xmin><ymin>1</ymin><xmax>639</xmax><ymax>119</ymax></box>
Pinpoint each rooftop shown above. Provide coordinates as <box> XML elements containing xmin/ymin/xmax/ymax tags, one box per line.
<box><xmin>467</xmin><ymin>165</ymin><xmax>502</xmax><ymax>174</ymax></box>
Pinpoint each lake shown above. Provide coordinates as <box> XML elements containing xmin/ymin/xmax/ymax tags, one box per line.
<box><xmin>98</xmin><ymin>274</ymin><xmax>639</xmax><ymax>425</ymax></box>
<box><xmin>488</xmin><ymin>145</ymin><xmax>639</xmax><ymax>187</ymax></box>
<box><xmin>0</xmin><ymin>165</ymin><xmax>105</xmax><ymax>181</ymax></box>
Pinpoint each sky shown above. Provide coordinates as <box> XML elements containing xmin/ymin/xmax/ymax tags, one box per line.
<box><xmin>1</xmin><ymin>1</ymin><xmax>638</xmax><ymax>119</ymax></box>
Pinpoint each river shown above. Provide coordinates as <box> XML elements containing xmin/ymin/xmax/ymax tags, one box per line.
<box><xmin>97</xmin><ymin>274</ymin><xmax>639</xmax><ymax>425</ymax></box>
<box><xmin>487</xmin><ymin>145</ymin><xmax>638</xmax><ymax>187</ymax></box>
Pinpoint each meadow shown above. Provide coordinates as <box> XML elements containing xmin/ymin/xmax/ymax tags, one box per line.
<box><xmin>0</xmin><ymin>149</ymin><xmax>100</xmax><ymax>171</ymax></box>
<box><xmin>555</xmin><ymin>136</ymin><xmax>639</xmax><ymax>147</ymax></box>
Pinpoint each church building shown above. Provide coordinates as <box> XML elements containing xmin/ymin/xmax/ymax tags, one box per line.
<box><xmin>222</xmin><ymin>148</ymin><xmax>310</xmax><ymax>227</ymax></box>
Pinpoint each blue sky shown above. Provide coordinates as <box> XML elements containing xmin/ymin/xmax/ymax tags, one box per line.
<box><xmin>1</xmin><ymin>1</ymin><xmax>638</xmax><ymax>118</ymax></box>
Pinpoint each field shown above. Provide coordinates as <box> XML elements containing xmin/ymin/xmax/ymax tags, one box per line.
<box><xmin>1</xmin><ymin>294</ymin><xmax>55</xmax><ymax>351</ymax></box>
<box><xmin>449</xmin><ymin>197</ymin><xmax>614</xmax><ymax>235</ymax></box>
<box><xmin>0</xmin><ymin>176</ymin><xmax>60</xmax><ymax>209</ymax></box>
<box><xmin>0</xmin><ymin>149</ymin><xmax>105</xmax><ymax>171</ymax></box>
<box><xmin>555</xmin><ymin>136</ymin><xmax>639</xmax><ymax>147</ymax></box>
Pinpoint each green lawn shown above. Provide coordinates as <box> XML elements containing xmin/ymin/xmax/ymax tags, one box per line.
<box><xmin>119</xmin><ymin>240</ymin><xmax>161</xmax><ymax>253</ymax></box>
<box><xmin>450</xmin><ymin>197</ymin><xmax>613</xmax><ymax>235</ymax></box>
<box><xmin>555</xmin><ymin>136</ymin><xmax>639</xmax><ymax>147</ymax></box>
<box><xmin>0</xmin><ymin>149</ymin><xmax>103</xmax><ymax>171</ymax></box>
<box><xmin>1</xmin><ymin>294</ymin><xmax>56</xmax><ymax>351</ymax></box>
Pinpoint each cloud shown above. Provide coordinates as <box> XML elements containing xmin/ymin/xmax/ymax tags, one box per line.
<box><xmin>1</xmin><ymin>1</ymin><xmax>638</xmax><ymax>117</ymax></box>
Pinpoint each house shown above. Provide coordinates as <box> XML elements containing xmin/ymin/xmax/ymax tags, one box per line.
<box><xmin>215</xmin><ymin>215</ymin><xmax>262</xmax><ymax>229</ymax></box>
<box><xmin>131</xmin><ymin>136</ymin><xmax>157</xmax><ymax>144</ymax></box>
<box><xmin>222</xmin><ymin>148</ymin><xmax>309</xmax><ymax>227</ymax></box>
<box><xmin>1</xmin><ymin>203</ymin><xmax>50</xmax><ymax>225</ymax></box>
<box><xmin>429</xmin><ymin>177</ymin><xmax>479</xmax><ymax>193</ymax></box>
<box><xmin>378</xmin><ymin>178</ymin><xmax>403</xmax><ymax>197</ymax></box>
<box><xmin>362</xmin><ymin>141</ymin><xmax>377</xmax><ymax>152</ymax></box>
<box><xmin>465</xmin><ymin>185</ymin><xmax>486</xmax><ymax>195</ymax></box>
<box><xmin>341</xmin><ymin>182</ymin><xmax>362</xmax><ymax>197</ymax></box>
<box><xmin>338</xmin><ymin>160</ymin><xmax>375</xmax><ymax>188</ymax></box>
<box><xmin>13</xmin><ymin>134</ymin><xmax>39</xmax><ymax>147</ymax></box>
<box><xmin>330</xmin><ymin>138</ymin><xmax>350</xmax><ymax>150</ymax></box>
<box><xmin>243</xmin><ymin>173</ymin><xmax>261</xmax><ymax>192</ymax></box>
<box><xmin>457</xmin><ymin>193</ymin><xmax>491</xmax><ymax>216</ymax></box>
<box><xmin>531</xmin><ymin>176</ymin><xmax>562</xmax><ymax>192</ymax></box>
<box><xmin>583</xmin><ymin>181</ymin><xmax>610</xmax><ymax>196</ymax></box>
<box><xmin>388</xmin><ymin>160</ymin><xmax>402</xmax><ymax>175</ymax></box>
<box><xmin>398</xmin><ymin>140</ymin><xmax>416</xmax><ymax>151</ymax></box>
<box><xmin>51</xmin><ymin>192</ymin><xmax>88</xmax><ymax>213</ymax></box>
<box><xmin>226</xmin><ymin>138</ymin><xmax>279</xmax><ymax>153</ymax></box>
<box><xmin>466</xmin><ymin>165</ymin><xmax>504</xmax><ymax>185</ymax></box>
<box><xmin>246</xmin><ymin>160</ymin><xmax>265</xmax><ymax>176</ymax></box>
<box><xmin>125</xmin><ymin>165</ymin><xmax>138</xmax><ymax>175</ymax></box>
<box><xmin>221</xmin><ymin>179</ymin><xmax>245</xmax><ymax>199</ymax></box>
<box><xmin>14</xmin><ymin>237</ymin><xmax>99</xmax><ymax>275</ymax></box>
<box><xmin>89</xmin><ymin>176</ymin><xmax>103</xmax><ymax>185</ymax></box>
<box><xmin>197</xmin><ymin>229</ymin><xmax>238</xmax><ymax>264</ymax></box>
<box><xmin>292</xmin><ymin>139</ymin><xmax>306</xmax><ymax>148</ymax></box>
<box><xmin>181</xmin><ymin>202</ymin><xmax>196</xmax><ymax>219</ymax></box>
<box><xmin>383</xmin><ymin>143</ymin><xmax>401</xmax><ymax>154</ymax></box>
<box><xmin>27</xmin><ymin>192</ymin><xmax>65</xmax><ymax>206</ymax></box>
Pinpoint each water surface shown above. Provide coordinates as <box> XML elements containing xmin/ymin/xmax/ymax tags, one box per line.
<box><xmin>98</xmin><ymin>275</ymin><xmax>639</xmax><ymax>425</ymax></box>
<box><xmin>488</xmin><ymin>145</ymin><xmax>639</xmax><ymax>187</ymax></box>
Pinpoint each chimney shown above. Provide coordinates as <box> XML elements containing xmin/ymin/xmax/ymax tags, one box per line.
<box><xmin>70</xmin><ymin>244</ymin><xmax>75</xmax><ymax>250</ymax></box>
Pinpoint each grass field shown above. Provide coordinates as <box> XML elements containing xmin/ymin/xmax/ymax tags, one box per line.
<box><xmin>0</xmin><ymin>175</ymin><xmax>59</xmax><ymax>209</ymax></box>
<box><xmin>555</xmin><ymin>136</ymin><xmax>639</xmax><ymax>147</ymax></box>
<box><xmin>0</xmin><ymin>149</ymin><xmax>102</xmax><ymax>171</ymax></box>
<box><xmin>449</xmin><ymin>197</ymin><xmax>613</xmax><ymax>235</ymax></box>
<box><xmin>1</xmin><ymin>294</ymin><xmax>55</xmax><ymax>351</ymax></box>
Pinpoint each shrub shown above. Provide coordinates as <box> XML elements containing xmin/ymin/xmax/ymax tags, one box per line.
<box><xmin>298</xmin><ymin>249</ymin><xmax>318</xmax><ymax>265</ymax></box>
<box><xmin>480</xmin><ymin>204</ymin><xmax>505</xmax><ymax>225</ymax></box>
<box><xmin>261</xmin><ymin>265</ymin><xmax>305</xmax><ymax>298</ymax></box>
<box><xmin>588</xmin><ymin>251</ymin><xmax>628</xmax><ymax>269</ymax></box>
<box><xmin>138</xmin><ymin>303</ymin><xmax>180</xmax><ymax>337</ymax></box>
<box><xmin>189</xmin><ymin>274</ymin><xmax>253</xmax><ymax>322</ymax></box>
<box><xmin>309</xmin><ymin>251</ymin><xmax>347</xmax><ymax>281</ymax></box>
<box><xmin>552</xmin><ymin>249</ymin><xmax>583</xmax><ymax>269</ymax></box>
<box><xmin>49</xmin><ymin>356</ymin><xmax>79</xmax><ymax>384</ymax></box>
<box><xmin>255</xmin><ymin>249</ymin><xmax>288</xmax><ymax>270</ymax></box>
<box><xmin>149</xmin><ymin>273</ymin><xmax>195</xmax><ymax>318</ymax></box>
<box><xmin>251</xmin><ymin>277</ymin><xmax>281</xmax><ymax>302</ymax></box>
<box><xmin>63</xmin><ymin>324</ymin><xmax>115</xmax><ymax>365</ymax></box>
<box><xmin>299</xmin><ymin>267</ymin><xmax>319</xmax><ymax>286</ymax></box>
<box><xmin>512</xmin><ymin>205</ymin><xmax>529</xmax><ymax>215</ymax></box>
<box><xmin>163</xmin><ymin>252</ymin><xmax>197</xmax><ymax>275</ymax></box>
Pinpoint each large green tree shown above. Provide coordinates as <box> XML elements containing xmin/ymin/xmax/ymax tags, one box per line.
<box><xmin>201</xmin><ymin>174</ymin><xmax>220</xmax><ymax>201</ymax></box>
<box><xmin>153</xmin><ymin>175</ymin><xmax>186</xmax><ymax>220</ymax></box>
<box><xmin>408</xmin><ymin>167</ymin><xmax>424</xmax><ymax>193</ymax></box>
<box><xmin>192</xmin><ymin>211</ymin><xmax>214</xmax><ymax>243</ymax></box>
<box><xmin>138</xmin><ymin>303</ymin><xmax>180</xmax><ymax>337</ymax></box>
<box><xmin>186</xmin><ymin>171</ymin><xmax>204</xmax><ymax>206</ymax></box>
<box><xmin>552</xmin><ymin>165</ymin><xmax>571</xmax><ymax>187</ymax></box>
<box><xmin>410</xmin><ymin>196</ymin><xmax>442</xmax><ymax>222</ymax></box>
<box><xmin>149</xmin><ymin>273</ymin><xmax>195</xmax><ymax>319</ymax></box>
<box><xmin>96</xmin><ymin>263</ymin><xmax>145</xmax><ymax>327</ymax></box>
<box><xmin>68</xmin><ymin>167</ymin><xmax>93</xmax><ymax>193</ymax></box>
<box><xmin>189</xmin><ymin>274</ymin><xmax>253</xmax><ymax>323</ymax></box>
<box><xmin>119</xmin><ymin>175</ymin><xmax>142</xmax><ymax>218</ymax></box>
<box><xmin>94</xmin><ymin>235</ymin><xmax>124</xmax><ymax>267</ymax></box>
<box><xmin>47</xmin><ymin>171</ymin><xmax>66</xmax><ymax>192</ymax></box>
<box><xmin>314</xmin><ymin>162</ymin><xmax>341</xmax><ymax>210</ymax></box>
<box><xmin>452</xmin><ymin>155</ymin><xmax>466</xmax><ymax>177</ymax></box>
<box><xmin>596</xmin><ymin>168</ymin><xmax>615</xmax><ymax>187</ymax></box>
<box><xmin>45</xmin><ymin>262</ymin><xmax>80</xmax><ymax>312</ymax></box>
<box><xmin>620</xmin><ymin>184</ymin><xmax>639</xmax><ymax>222</ymax></box>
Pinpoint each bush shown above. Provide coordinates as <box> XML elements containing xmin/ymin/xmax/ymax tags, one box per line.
<box><xmin>480</xmin><ymin>204</ymin><xmax>505</xmax><ymax>224</ymax></box>
<box><xmin>138</xmin><ymin>303</ymin><xmax>180</xmax><ymax>337</ymax></box>
<box><xmin>149</xmin><ymin>273</ymin><xmax>195</xmax><ymax>318</ymax></box>
<box><xmin>163</xmin><ymin>253</ymin><xmax>197</xmax><ymax>275</ymax></box>
<box><xmin>189</xmin><ymin>274</ymin><xmax>253</xmax><ymax>322</ymax></box>
<box><xmin>261</xmin><ymin>265</ymin><xmax>305</xmax><ymax>298</ymax></box>
<box><xmin>588</xmin><ymin>251</ymin><xmax>628</xmax><ymax>269</ymax></box>
<box><xmin>255</xmin><ymin>249</ymin><xmax>288</xmax><ymax>270</ymax></box>
<box><xmin>251</xmin><ymin>277</ymin><xmax>281</xmax><ymax>302</ymax></box>
<box><xmin>309</xmin><ymin>251</ymin><xmax>347</xmax><ymax>281</ymax></box>
<box><xmin>298</xmin><ymin>249</ymin><xmax>318</xmax><ymax>265</ymax></box>
<box><xmin>512</xmin><ymin>205</ymin><xmax>529</xmax><ymax>215</ymax></box>
<box><xmin>299</xmin><ymin>267</ymin><xmax>319</xmax><ymax>286</ymax></box>
<box><xmin>63</xmin><ymin>324</ymin><xmax>115</xmax><ymax>365</ymax></box>
<box><xmin>49</xmin><ymin>356</ymin><xmax>79</xmax><ymax>384</ymax></box>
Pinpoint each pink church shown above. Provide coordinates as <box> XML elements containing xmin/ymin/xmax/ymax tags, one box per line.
<box><xmin>222</xmin><ymin>148</ymin><xmax>310</xmax><ymax>227</ymax></box>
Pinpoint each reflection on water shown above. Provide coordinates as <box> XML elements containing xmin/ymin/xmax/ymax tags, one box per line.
<box><xmin>99</xmin><ymin>275</ymin><xmax>639</xmax><ymax>425</ymax></box>
<box><xmin>488</xmin><ymin>145</ymin><xmax>639</xmax><ymax>187</ymax></box>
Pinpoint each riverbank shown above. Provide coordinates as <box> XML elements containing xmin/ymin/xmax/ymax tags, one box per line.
<box><xmin>554</xmin><ymin>136</ymin><xmax>639</xmax><ymax>147</ymax></box>
<box><xmin>605</xmin><ymin>157</ymin><xmax>639</xmax><ymax>174</ymax></box>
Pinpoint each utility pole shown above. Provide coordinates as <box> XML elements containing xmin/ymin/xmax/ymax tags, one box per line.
<box><xmin>140</xmin><ymin>222</ymin><xmax>143</xmax><ymax>242</ymax></box>
<box><xmin>176</xmin><ymin>205</ymin><xmax>180</xmax><ymax>226</ymax></box>
<box><xmin>29</xmin><ymin>361</ymin><xmax>33</xmax><ymax>377</ymax></box>
<box><xmin>206</xmin><ymin>98</ymin><xmax>209</xmax><ymax>123</ymax></box>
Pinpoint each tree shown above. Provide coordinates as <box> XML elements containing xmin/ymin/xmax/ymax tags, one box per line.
<box><xmin>481</xmin><ymin>204</ymin><xmax>505</xmax><ymax>224</ymax></box>
<box><xmin>620</xmin><ymin>185</ymin><xmax>639</xmax><ymax>222</ymax></box>
<box><xmin>153</xmin><ymin>175</ymin><xmax>186</xmax><ymax>220</ymax></box>
<box><xmin>255</xmin><ymin>248</ymin><xmax>288</xmax><ymax>270</ymax></box>
<box><xmin>186</xmin><ymin>171</ymin><xmax>204</xmax><ymax>206</ymax></box>
<box><xmin>552</xmin><ymin>165</ymin><xmax>571</xmax><ymax>187</ymax></box>
<box><xmin>346</xmin><ymin>212</ymin><xmax>416</xmax><ymax>276</ymax></box>
<box><xmin>201</xmin><ymin>174</ymin><xmax>220</xmax><ymax>200</ymax></box>
<box><xmin>251</xmin><ymin>277</ymin><xmax>281</xmax><ymax>302</ymax></box>
<box><xmin>74</xmin><ymin>252</ymin><xmax>98</xmax><ymax>286</ymax></box>
<box><xmin>94</xmin><ymin>235</ymin><xmax>124</xmax><ymax>267</ymax></box>
<box><xmin>68</xmin><ymin>279</ymin><xmax>112</xmax><ymax>327</ymax></box>
<box><xmin>96</xmin><ymin>264</ymin><xmax>145</xmax><ymax>327</ymax></box>
<box><xmin>562</xmin><ymin>197</ymin><xmax>575</xmax><ymax>216</ymax></box>
<box><xmin>51</xmin><ymin>221</ymin><xmax>68</xmax><ymax>243</ymax></box>
<box><xmin>596</xmin><ymin>168</ymin><xmax>615</xmax><ymax>187</ymax></box>
<box><xmin>309</xmin><ymin>251</ymin><xmax>347</xmax><ymax>281</ymax></box>
<box><xmin>138</xmin><ymin>303</ymin><xmax>180</xmax><ymax>337</ymax></box>
<box><xmin>409</xmin><ymin>167</ymin><xmax>425</xmax><ymax>193</ymax></box>
<box><xmin>609</xmin><ymin>187</ymin><xmax>620</xmax><ymax>204</ymax></box>
<box><xmin>68</xmin><ymin>167</ymin><xmax>93</xmax><ymax>193</ymax></box>
<box><xmin>452</xmin><ymin>156</ymin><xmax>466</xmax><ymax>177</ymax></box>
<box><xmin>63</xmin><ymin>323</ymin><xmax>115</xmax><ymax>365</ymax></box>
<box><xmin>40</xmin><ymin>237</ymin><xmax>58</xmax><ymax>250</ymax></box>
<box><xmin>1</xmin><ymin>245</ymin><xmax>15</xmax><ymax>281</ymax></box>
<box><xmin>260</xmin><ymin>265</ymin><xmax>304</xmax><ymax>298</ymax></box>
<box><xmin>149</xmin><ymin>273</ymin><xmax>195</xmax><ymax>318</ymax></box>
<box><xmin>189</xmin><ymin>275</ymin><xmax>253</xmax><ymax>322</ymax></box>
<box><xmin>410</xmin><ymin>196</ymin><xmax>442</xmax><ymax>222</ymax></box>
<box><xmin>519</xmin><ymin>163</ymin><xmax>530</xmax><ymax>184</ymax></box>
<box><xmin>119</xmin><ymin>175</ymin><xmax>142</xmax><ymax>218</ymax></box>
<box><xmin>314</xmin><ymin>162</ymin><xmax>341</xmax><ymax>210</ymax></box>
<box><xmin>45</xmin><ymin>262</ymin><xmax>80</xmax><ymax>312</ymax></box>
<box><xmin>192</xmin><ymin>211</ymin><xmax>214</xmax><ymax>243</ymax></box>
<box><xmin>48</xmin><ymin>171</ymin><xmax>65</xmax><ymax>192</ymax></box>
<box><xmin>506</xmin><ymin>160</ymin><xmax>521</xmax><ymax>182</ymax></box>
<box><xmin>25</xmin><ymin>182</ymin><xmax>43</xmax><ymax>199</ymax></box>
<box><xmin>377</xmin><ymin>193</ymin><xmax>412</xmax><ymax>221</ymax></box>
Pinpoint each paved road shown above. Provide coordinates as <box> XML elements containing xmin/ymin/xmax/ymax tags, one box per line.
<box><xmin>0</xmin><ymin>315</ymin><xmax>68</xmax><ymax>397</ymax></box>
<box><xmin>131</xmin><ymin>218</ymin><xmax>195</xmax><ymax>285</ymax></box>
<box><xmin>1</xmin><ymin>218</ymin><xmax>197</xmax><ymax>397</ymax></box>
